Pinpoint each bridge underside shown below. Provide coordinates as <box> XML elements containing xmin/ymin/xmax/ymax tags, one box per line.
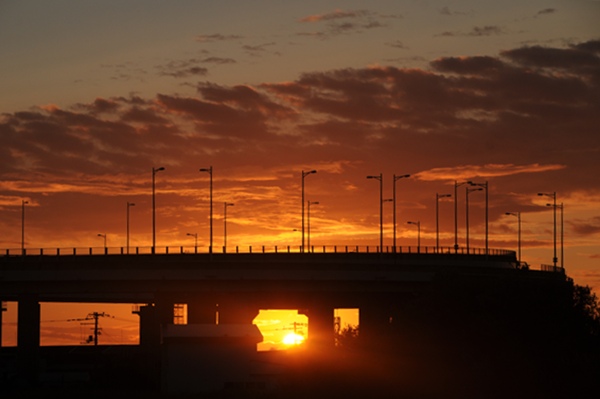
<box><xmin>1</xmin><ymin>251</ymin><xmax>574</xmax><ymax>395</ymax></box>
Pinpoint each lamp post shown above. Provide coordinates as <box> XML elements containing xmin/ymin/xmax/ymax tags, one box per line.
<box><xmin>126</xmin><ymin>202</ymin><xmax>135</xmax><ymax>254</ymax></box>
<box><xmin>301</xmin><ymin>170</ymin><xmax>317</xmax><ymax>253</ymax></box>
<box><xmin>505</xmin><ymin>212</ymin><xmax>521</xmax><ymax>263</ymax></box>
<box><xmin>307</xmin><ymin>201</ymin><xmax>319</xmax><ymax>251</ymax></box>
<box><xmin>546</xmin><ymin>202</ymin><xmax>564</xmax><ymax>271</ymax></box>
<box><xmin>187</xmin><ymin>232</ymin><xmax>198</xmax><ymax>253</ymax></box>
<box><xmin>367</xmin><ymin>173</ymin><xmax>383</xmax><ymax>252</ymax></box>
<box><xmin>152</xmin><ymin>166</ymin><xmax>165</xmax><ymax>254</ymax></box>
<box><xmin>97</xmin><ymin>233</ymin><xmax>107</xmax><ymax>249</ymax></box>
<box><xmin>454</xmin><ymin>181</ymin><xmax>468</xmax><ymax>252</ymax></box>
<box><xmin>407</xmin><ymin>221</ymin><xmax>421</xmax><ymax>251</ymax></box>
<box><xmin>538</xmin><ymin>192</ymin><xmax>557</xmax><ymax>269</ymax></box>
<box><xmin>466</xmin><ymin>187</ymin><xmax>482</xmax><ymax>253</ymax></box>
<box><xmin>21</xmin><ymin>200</ymin><xmax>28</xmax><ymax>253</ymax></box>
<box><xmin>436</xmin><ymin>193</ymin><xmax>451</xmax><ymax>253</ymax></box>
<box><xmin>468</xmin><ymin>181</ymin><xmax>489</xmax><ymax>254</ymax></box>
<box><xmin>200</xmin><ymin>166</ymin><xmax>213</xmax><ymax>254</ymax></box>
<box><xmin>224</xmin><ymin>202</ymin><xmax>234</xmax><ymax>250</ymax></box>
<box><xmin>393</xmin><ymin>174</ymin><xmax>410</xmax><ymax>251</ymax></box>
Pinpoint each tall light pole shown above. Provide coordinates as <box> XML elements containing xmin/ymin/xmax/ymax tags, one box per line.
<box><xmin>307</xmin><ymin>201</ymin><xmax>319</xmax><ymax>251</ymax></box>
<box><xmin>538</xmin><ymin>192</ymin><xmax>557</xmax><ymax>269</ymax></box>
<box><xmin>436</xmin><ymin>193</ymin><xmax>451</xmax><ymax>253</ymax></box>
<box><xmin>187</xmin><ymin>232</ymin><xmax>198</xmax><ymax>253</ymax></box>
<box><xmin>97</xmin><ymin>233</ymin><xmax>107</xmax><ymax>249</ymax></box>
<box><xmin>21</xmin><ymin>200</ymin><xmax>28</xmax><ymax>253</ymax></box>
<box><xmin>200</xmin><ymin>166</ymin><xmax>213</xmax><ymax>254</ymax></box>
<box><xmin>393</xmin><ymin>174</ymin><xmax>410</xmax><ymax>251</ymax></box>
<box><xmin>407</xmin><ymin>221</ymin><xmax>420</xmax><ymax>250</ymax></box>
<box><xmin>468</xmin><ymin>181</ymin><xmax>489</xmax><ymax>254</ymax></box>
<box><xmin>126</xmin><ymin>202</ymin><xmax>135</xmax><ymax>254</ymax></box>
<box><xmin>152</xmin><ymin>166</ymin><xmax>165</xmax><ymax>254</ymax></box>
<box><xmin>367</xmin><ymin>173</ymin><xmax>383</xmax><ymax>252</ymax></box>
<box><xmin>454</xmin><ymin>181</ymin><xmax>468</xmax><ymax>252</ymax></box>
<box><xmin>224</xmin><ymin>202</ymin><xmax>234</xmax><ymax>250</ymax></box>
<box><xmin>547</xmin><ymin>202</ymin><xmax>564</xmax><ymax>271</ymax></box>
<box><xmin>301</xmin><ymin>170</ymin><xmax>317</xmax><ymax>253</ymax></box>
<box><xmin>466</xmin><ymin>187</ymin><xmax>482</xmax><ymax>253</ymax></box>
<box><xmin>505</xmin><ymin>212</ymin><xmax>521</xmax><ymax>264</ymax></box>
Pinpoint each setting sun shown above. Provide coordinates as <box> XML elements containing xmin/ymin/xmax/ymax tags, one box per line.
<box><xmin>282</xmin><ymin>332</ymin><xmax>305</xmax><ymax>346</ymax></box>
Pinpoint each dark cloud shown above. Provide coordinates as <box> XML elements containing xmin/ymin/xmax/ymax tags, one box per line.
<box><xmin>385</xmin><ymin>40</ymin><xmax>408</xmax><ymax>50</ymax></box>
<box><xmin>297</xmin><ymin>9</ymin><xmax>388</xmax><ymax>38</ymax></box>
<box><xmin>437</xmin><ymin>25</ymin><xmax>506</xmax><ymax>37</ymax></box>
<box><xmin>501</xmin><ymin>43</ymin><xmax>600</xmax><ymax>70</ymax></box>
<box><xmin>3</xmin><ymin>41</ymin><xmax>598</xmax><ymax>186</ymax></box>
<box><xmin>536</xmin><ymin>8</ymin><xmax>557</xmax><ymax>17</ymax></box>
<box><xmin>156</xmin><ymin>59</ymin><xmax>208</xmax><ymax>78</ymax></box>
<box><xmin>570</xmin><ymin>216</ymin><xmax>600</xmax><ymax>236</ymax></box>
<box><xmin>201</xmin><ymin>57</ymin><xmax>236</xmax><ymax>65</ymax></box>
<box><xmin>574</xmin><ymin>40</ymin><xmax>600</xmax><ymax>53</ymax></box>
<box><xmin>75</xmin><ymin>98</ymin><xmax>121</xmax><ymax>114</ymax></box>
<box><xmin>439</xmin><ymin>6</ymin><xmax>469</xmax><ymax>16</ymax></box>
<box><xmin>241</xmin><ymin>42</ymin><xmax>277</xmax><ymax>56</ymax></box>
<box><xmin>431</xmin><ymin>56</ymin><xmax>507</xmax><ymax>75</ymax></box>
<box><xmin>195</xmin><ymin>34</ymin><xmax>243</xmax><ymax>43</ymax></box>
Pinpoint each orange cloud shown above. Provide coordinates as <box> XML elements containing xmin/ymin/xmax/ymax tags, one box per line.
<box><xmin>414</xmin><ymin>163</ymin><xmax>566</xmax><ymax>182</ymax></box>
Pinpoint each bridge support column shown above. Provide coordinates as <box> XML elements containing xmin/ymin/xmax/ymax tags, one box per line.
<box><xmin>138</xmin><ymin>298</ymin><xmax>174</xmax><ymax>350</ymax></box>
<box><xmin>17</xmin><ymin>295</ymin><xmax>40</xmax><ymax>384</ymax></box>
<box><xmin>138</xmin><ymin>305</ymin><xmax>159</xmax><ymax>349</ymax></box>
<box><xmin>359</xmin><ymin>300</ymin><xmax>394</xmax><ymax>348</ymax></box>
<box><xmin>0</xmin><ymin>300</ymin><xmax>5</xmax><ymax>348</ymax></box>
<box><xmin>187</xmin><ymin>302</ymin><xmax>218</xmax><ymax>324</ymax></box>
<box><xmin>216</xmin><ymin>298</ymin><xmax>258</xmax><ymax>324</ymax></box>
<box><xmin>301</xmin><ymin>306</ymin><xmax>334</xmax><ymax>349</ymax></box>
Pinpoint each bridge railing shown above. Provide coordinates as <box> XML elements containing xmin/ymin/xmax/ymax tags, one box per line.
<box><xmin>540</xmin><ymin>263</ymin><xmax>565</xmax><ymax>273</ymax></box>
<box><xmin>5</xmin><ymin>245</ymin><xmax>515</xmax><ymax>257</ymax></box>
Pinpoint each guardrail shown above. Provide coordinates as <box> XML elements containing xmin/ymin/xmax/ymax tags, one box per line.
<box><xmin>540</xmin><ymin>264</ymin><xmax>565</xmax><ymax>273</ymax></box>
<box><xmin>4</xmin><ymin>245</ymin><xmax>515</xmax><ymax>257</ymax></box>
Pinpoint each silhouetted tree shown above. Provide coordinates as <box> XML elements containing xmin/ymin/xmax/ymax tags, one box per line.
<box><xmin>334</xmin><ymin>324</ymin><xmax>359</xmax><ymax>348</ymax></box>
<box><xmin>572</xmin><ymin>284</ymin><xmax>600</xmax><ymax>337</ymax></box>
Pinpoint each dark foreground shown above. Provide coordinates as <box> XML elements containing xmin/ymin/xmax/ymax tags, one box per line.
<box><xmin>2</xmin><ymin>274</ymin><xmax>599</xmax><ymax>399</ymax></box>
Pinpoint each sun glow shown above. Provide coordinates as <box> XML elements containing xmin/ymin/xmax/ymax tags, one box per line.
<box><xmin>282</xmin><ymin>332</ymin><xmax>305</xmax><ymax>346</ymax></box>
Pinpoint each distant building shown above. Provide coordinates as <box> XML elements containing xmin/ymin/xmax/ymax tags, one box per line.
<box><xmin>161</xmin><ymin>323</ymin><xmax>276</xmax><ymax>394</ymax></box>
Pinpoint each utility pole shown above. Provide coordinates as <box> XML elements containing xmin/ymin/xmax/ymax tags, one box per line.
<box><xmin>68</xmin><ymin>312</ymin><xmax>112</xmax><ymax>346</ymax></box>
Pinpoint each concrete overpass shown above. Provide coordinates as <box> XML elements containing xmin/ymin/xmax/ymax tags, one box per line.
<box><xmin>0</xmin><ymin>245</ymin><xmax>567</xmax><ymax>393</ymax></box>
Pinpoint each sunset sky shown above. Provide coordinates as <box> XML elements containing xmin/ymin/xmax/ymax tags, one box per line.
<box><xmin>1</xmin><ymin>1</ymin><xmax>599</xmax><ymax>345</ymax></box>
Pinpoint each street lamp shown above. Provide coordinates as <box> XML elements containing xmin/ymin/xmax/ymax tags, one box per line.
<box><xmin>546</xmin><ymin>202</ymin><xmax>564</xmax><ymax>271</ymax></box>
<box><xmin>367</xmin><ymin>173</ymin><xmax>383</xmax><ymax>252</ymax></box>
<box><xmin>307</xmin><ymin>201</ymin><xmax>319</xmax><ymax>251</ymax></box>
<box><xmin>200</xmin><ymin>166</ymin><xmax>213</xmax><ymax>254</ymax></box>
<box><xmin>152</xmin><ymin>166</ymin><xmax>165</xmax><ymax>254</ymax></box>
<box><xmin>224</xmin><ymin>202</ymin><xmax>234</xmax><ymax>251</ymax></box>
<box><xmin>97</xmin><ymin>233</ymin><xmax>107</xmax><ymax>250</ymax></box>
<box><xmin>393</xmin><ymin>174</ymin><xmax>410</xmax><ymax>251</ymax></box>
<box><xmin>301</xmin><ymin>170</ymin><xmax>317</xmax><ymax>253</ymax></box>
<box><xmin>436</xmin><ymin>193</ymin><xmax>451</xmax><ymax>253</ymax></box>
<box><xmin>538</xmin><ymin>192</ymin><xmax>557</xmax><ymax>268</ymax></box>
<box><xmin>454</xmin><ymin>180</ymin><xmax>469</xmax><ymax>252</ymax></box>
<box><xmin>187</xmin><ymin>232</ymin><xmax>198</xmax><ymax>253</ymax></box>
<box><xmin>21</xmin><ymin>200</ymin><xmax>28</xmax><ymax>253</ymax></box>
<box><xmin>468</xmin><ymin>181</ymin><xmax>489</xmax><ymax>254</ymax></box>
<box><xmin>407</xmin><ymin>221</ymin><xmax>421</xmax><ymax>250</ymax></box>
<box><xmin>466</xmin><ymin>187</ymin><xmax>482</xmax><ymax>253</ymax></box>
<box><xmin>126</xmin><ymin>202</ymin><xmax>135</xmax><ymax>254</ymax></box>
<box><xmin>505</xmin><ymin>212</ymin><xmax>521</xmax><ymax>264</ymax></box>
